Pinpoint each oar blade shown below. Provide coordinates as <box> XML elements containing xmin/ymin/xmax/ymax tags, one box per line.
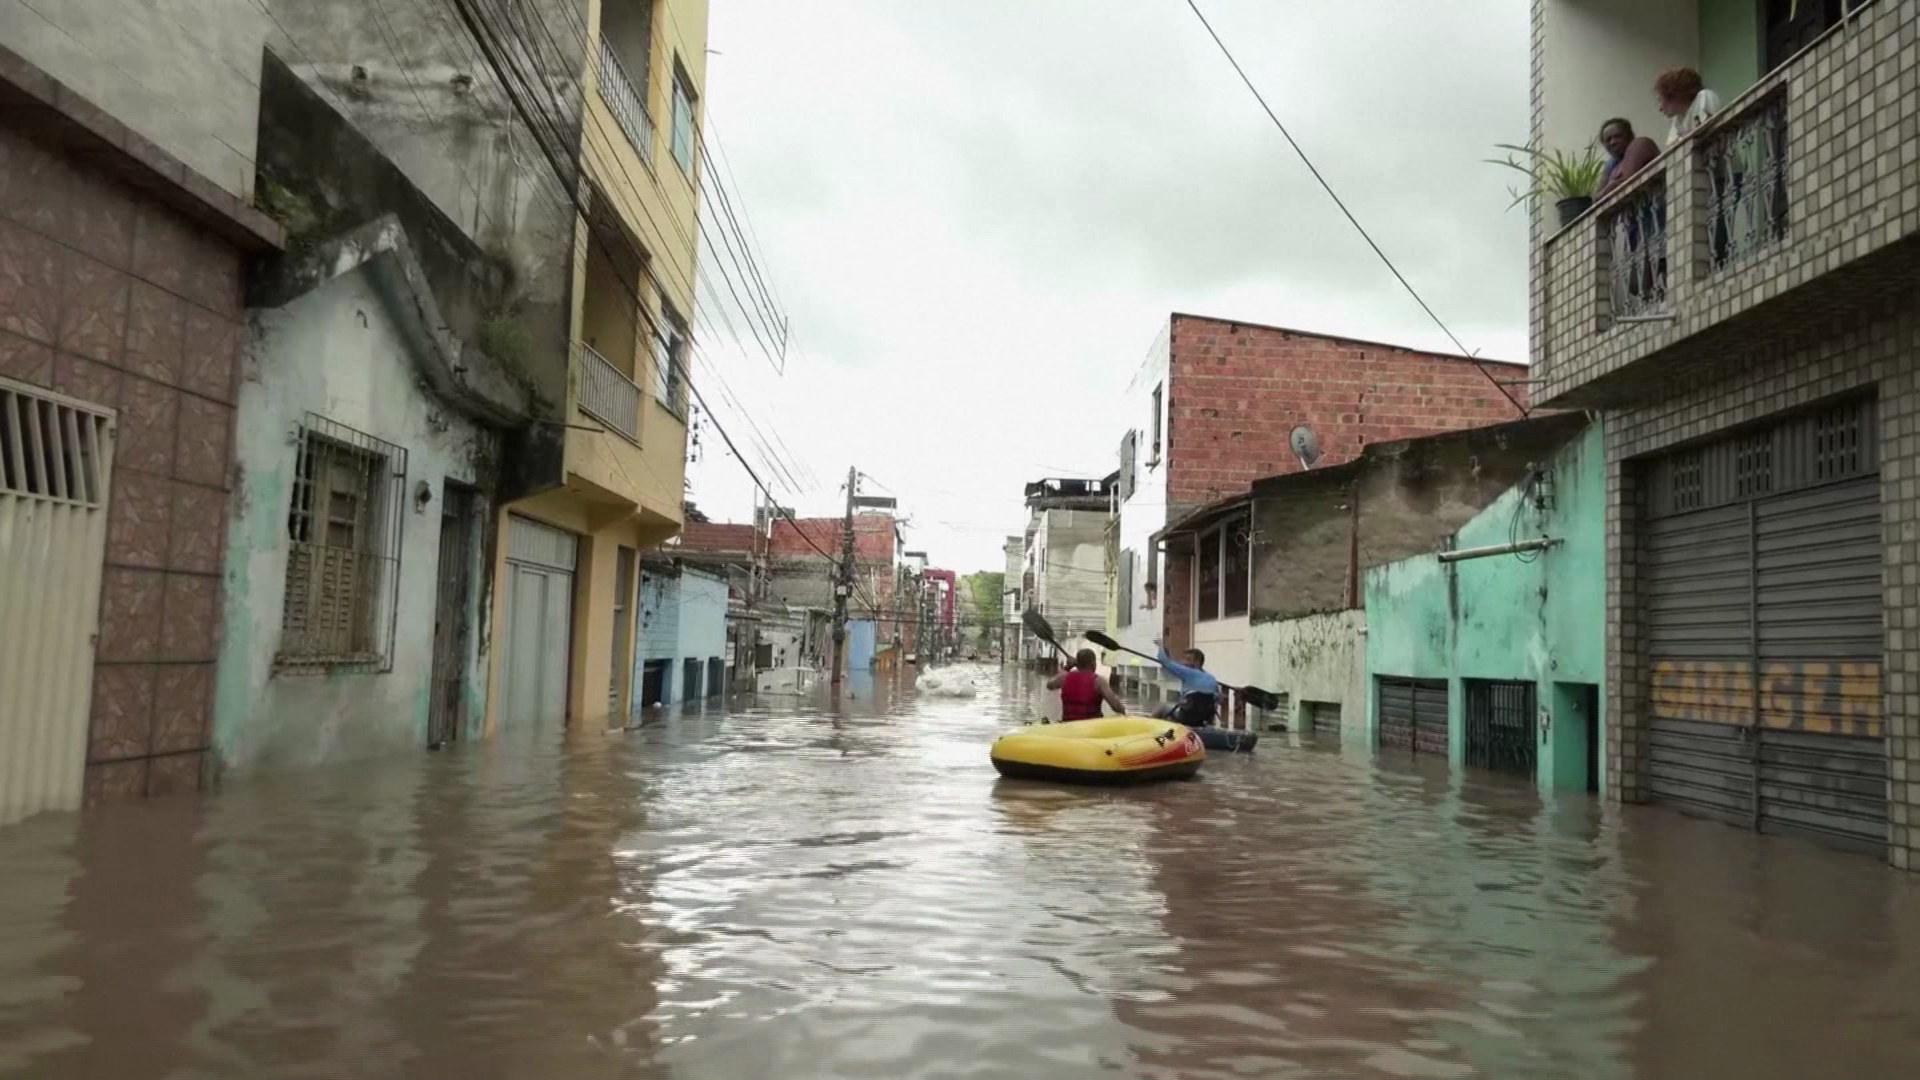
<box><xmin>1084</xmin><ymin>630</ymin><xmax>1120</xmax><ymax>650</ymax></box>
<box><xmin>1239</xmin><ymin>685</ymin><xmax>1284</xmax><ymax>712</ymax></box>
<box><xmin>1021</xmin><ymin>609</ymin><xmax>1058</xmax><ymax>644</ymax></box>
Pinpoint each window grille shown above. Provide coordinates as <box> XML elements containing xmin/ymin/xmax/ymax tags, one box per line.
<box><xmin>278</xmin><ymin>414</ymin><xmax>407</xmax><ymax>671</ymax></box>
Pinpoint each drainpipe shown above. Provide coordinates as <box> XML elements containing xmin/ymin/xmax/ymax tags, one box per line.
<box><xmin>1436</xmin><ymin>537</ymin><xmax>1561</xmax><ymax>563</ymax></box>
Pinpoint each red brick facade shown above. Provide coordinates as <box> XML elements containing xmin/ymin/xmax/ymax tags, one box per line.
<box><xmin>1165</xmin><ymin>314</ymin><xmax>1531</xmax><ymax>509</ymax></box>
<box><xmin>768</xmin><ymin>515</ymin><xmax>895</xmax><ymax>563</ymax></box>
<box><xmin>679</xmin><ymin>521</ymin><xmax>754</xmax><ymax>553</ymax></box>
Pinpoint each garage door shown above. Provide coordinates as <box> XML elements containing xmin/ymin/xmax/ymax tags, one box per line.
<box><xmin>499</xmin><ymin>515</ymin><xmax>576</xmax><ymax>729</ymax></box>
<box><xmin>1378</xmin><ymin>677</ymin><xmax>1448</xmax><ymax>757</ymax></box>
<box><xmin>1642</xmin><ymin>397</ymin><xmax>1885</xmax><ymax>853</ymax></box>
<box><xmin>1306</xmin><ymin>701</ymin><xmax>1342</xmax><ymax>743</ymax></box>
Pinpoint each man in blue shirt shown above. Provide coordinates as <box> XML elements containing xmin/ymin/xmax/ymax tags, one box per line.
<box><xmin>1152</xmin><ymin>641</ymin><xmax>1219</xmax><ymax>728</ymax></box>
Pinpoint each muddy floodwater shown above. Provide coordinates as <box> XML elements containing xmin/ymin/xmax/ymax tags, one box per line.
<box><xmin>4</xmin><ymin>666</ymin><xmax>1920</xmax><ymax>1079</ymax></box>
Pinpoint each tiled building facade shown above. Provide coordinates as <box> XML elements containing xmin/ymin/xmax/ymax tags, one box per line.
<box><xmin>0</xmin><ymin>43</ymin><xmax>281</xmax><ymax>803</ymax></box>
<box><xmin>1531</xmin><ymin>0</ymin><xmax>1920</xmax><ymax>867</ymax></box>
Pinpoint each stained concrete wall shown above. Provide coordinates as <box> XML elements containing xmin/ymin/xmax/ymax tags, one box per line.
<box><xmin>213</xmin><ymin>265</ymin><xmax>497</xmax><ymax>772</ymax></box>
<box><xmin>0</xmin><ymin>0</ymin><xmax>268</xmax><ymax>198</ymax></box>
<box><xmin>1252</xmin><ymin>610</ymin><xmax>1367</xmax><ymax>746</ymax></box>
<box><xmin>676</xmin><ymin>564</ymin><xmax>727</xmax><ymax>669</ymax></box>
<box><xmin>1363</xmin><ymin>422</ymin><xmax>1605</xmax><ymax>790</ymax></box>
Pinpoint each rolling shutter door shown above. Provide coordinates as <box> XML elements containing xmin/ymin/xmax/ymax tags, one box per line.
<box><xmin>1378</xmin><ymin>678</ymin><xmax>1413</xmax><ymax>751</ymax></box>
<box><xmin>1641</xmin><ymin>398</ymin><xmax>1885</xmax><ymax>853</ymax></box>
<box><xmin>1378</xmin><ymin>677</ymin><xmax>1448</xmax><ymax>757</ymax></box>
<box><xmin>1307</xmin><ymin>701</ymin><xmax>1342</xmax><ymax>743</ymax></box>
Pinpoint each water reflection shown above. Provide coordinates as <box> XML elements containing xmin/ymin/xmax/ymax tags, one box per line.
<box><xmin>0</xmin><ymin>666</ymin><xmax>1917</xmax><ymax>1078</ymax></box>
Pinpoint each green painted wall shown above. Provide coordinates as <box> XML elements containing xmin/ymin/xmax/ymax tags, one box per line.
<box><xmin>1364</xmin><ymin>423</ymin><xmax>1606</xmax><ymax>791</ymax></box>
<box><xmin>1700</xmin><ymin>0</ymin><xmax>1761</xmax><ymax>100</ymax></box>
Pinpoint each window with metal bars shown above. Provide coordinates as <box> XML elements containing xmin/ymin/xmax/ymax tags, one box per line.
<box><xmin>278</xmin><ymin>415</ymin><xmax>407</xmax><ymax>671</ymax></box>
<box><xmin>1814</xmin><ymin>403</ymin><xmax>1864</xmax><ymax>481</ymax></box>
<box><xmin>0</xmin><ymin>383</ymin><xmax>110</xmax><ymax>506</ymax></box>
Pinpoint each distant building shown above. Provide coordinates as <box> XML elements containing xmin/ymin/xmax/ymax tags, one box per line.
<box><xmin>1107</xmin><ymin>313</ymin><xmax>1530</xmax><ymax>692</ymax></box>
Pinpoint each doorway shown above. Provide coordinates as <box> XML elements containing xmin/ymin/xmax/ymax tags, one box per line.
<box><xmin>428</xmin><ymin>483</ymin><xmax>479</xmax><ymax>746</ymax></box>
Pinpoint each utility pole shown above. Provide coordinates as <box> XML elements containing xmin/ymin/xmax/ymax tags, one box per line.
<box><xmin>831</xmin><ymin>465</ymin><xmax>856</xmax><ymax>686</ymax></box>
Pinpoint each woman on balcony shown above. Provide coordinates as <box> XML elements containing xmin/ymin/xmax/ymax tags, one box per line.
<box><xmin>1656</xmin><ymin>67</ymin><xmax>1723</xmax><ymax>146</ymax></box>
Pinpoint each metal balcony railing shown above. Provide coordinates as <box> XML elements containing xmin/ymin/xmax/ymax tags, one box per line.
<box><xmin>598</xmin><ymin>37</ymin><xmax>654</xmax><ymax>164</ymax></box>
<box><xmin>576</xmin><ymin>340</ymin><xmax>641</xmax><ymax>443</ymax></box>
<box><xmin>1702</xmin><ymin>92</ymin><xmax>1790</xmax><ymax>275</ymax></box>
<box><xmin>1605</xmin><ymin>180</ymin><xmax>1668</xmax><ymax>320</ymax></box>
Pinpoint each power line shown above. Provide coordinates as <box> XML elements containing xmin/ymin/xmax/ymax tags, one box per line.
<box><xmin>1177</xmin><ymin>0</ymin><xmax>1528</xmax><ymax>419</ymax></box>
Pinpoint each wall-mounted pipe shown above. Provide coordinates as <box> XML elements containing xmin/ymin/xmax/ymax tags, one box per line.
<box><xmin>1437</xmin><ymin>537</ymin><xmax>1560</xmax><ymax>563</ymax></box>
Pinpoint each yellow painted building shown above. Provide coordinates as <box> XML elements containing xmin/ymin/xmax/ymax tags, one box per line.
<box><xmin>484</xmin><ymin>0</ymin><xmax>709</xmax><ymax>732</ymax></box>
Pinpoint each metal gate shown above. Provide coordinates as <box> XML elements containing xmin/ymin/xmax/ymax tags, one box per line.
<box><xmin>1</xmin><ymin>382</ymin><xmax>114</xmax><ymax>825</ymax></box>
<box><xmin>1642</xmin><ymin>397</ymin><xmax>1885</xmax><ymax>853</ymax></box>
<box><xmin>498</xmin><ymin>515</ymin><xmax>576</xmax><ymax>729</ymax></box>
<box><xmin>1465</xmin><ymin>680</ymin><xmax>1538</xmax><ymax>777</ymax></box>
<box><xmin>428</xmin><ymin>485</ymin><xmax>478</xmax><ymax>746</ymax></box>
<box><xmin>1378</xmin><ymin>677</ymin><xmax>1447</xmax><ymax>756</ymax></box>
<box><xmin>707</xmin><ymin>657</ymin><xmax>724</xmax><ymax>698</ymax></box>
<box><xmin>1307</xmin><ymin>701</ymin><xmax>1342</xmax><ymax>743</ymax></box>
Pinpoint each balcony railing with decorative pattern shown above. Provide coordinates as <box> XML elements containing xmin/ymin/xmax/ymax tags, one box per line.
<box><xmin>576</xmin><ymin>340</ymin><xmax>641</xmax><ymax>443</ymax></box>
<box><xmin>598</xmin><ymin>38</ymin><xmax>654</xmax><ymax>164</ymax></box>
<box><xmin>1531</xmin><ymin>2</ymin><xmax>1918</xmax><ymax>409</ymax></box>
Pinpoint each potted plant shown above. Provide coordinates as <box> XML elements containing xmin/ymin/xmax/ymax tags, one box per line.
<box><xmin>1487</xmin><ymin>142</ymin><xmax>1606</xmax><ymax>227</ymax></box>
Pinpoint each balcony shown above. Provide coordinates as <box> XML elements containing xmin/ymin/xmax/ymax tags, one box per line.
<box><xmin>1533</xmin><ymin>0</ymin><xmax>1920</xmax><ymax>408</ymax></box>
<box><xmin>575</xmin><ymin>340</ymin><xmax>641</xmax><ymax>443</ymax></box>
<box><xmin>598</xmin><ymin>37</ymin><xmax>654</xmax><ymax>165</ymax></box>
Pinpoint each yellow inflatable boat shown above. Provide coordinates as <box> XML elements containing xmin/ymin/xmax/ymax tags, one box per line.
<box><xmin>990</xmin><ymin>717</ymin><xmax>1206</xmax><ymax>785</ymax></box>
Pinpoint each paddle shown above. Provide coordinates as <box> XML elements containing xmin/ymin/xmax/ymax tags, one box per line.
<box><xmin>1021</xmin><ymin>609</ymin><xmax>1074</xmax><ymax>661</ymax></box>
<box><xmin>1084</xmin><ymin>630</ymin><xmax>1284</xmax><ymax>712</ymax></box>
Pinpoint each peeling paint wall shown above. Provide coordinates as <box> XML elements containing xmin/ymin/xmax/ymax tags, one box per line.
<box><xmin>214</xmin><ymin>265</ymin><xmax>498</xmax><ymax>773</ymax></box>
<box><xmin>1363</xmin><ymin>422</ymin><xmax>1606</xmax><ymax>790</ymax></box>
<box><xmin>1252</xmin><ymin>610</ymin><xmax>1367</xmax><ymax>746</ymax></box>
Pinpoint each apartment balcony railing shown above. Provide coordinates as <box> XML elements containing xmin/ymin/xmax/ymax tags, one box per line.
<box><xmin>1533</xmin><ymin>2</ymin><xmax>1917</xmax><ymax>408</ymax></box>
<box><xmin>576</xmin><ymin>340</ymin><xmax>641</xmax><ymax>443</ymax></box>
<box><xmin>1604</xmin><ymin>179</ymin><xmax>1669</xmax><ymax>320</ymax></box>
<box><xmin>598</xmin><ymin>37</ymin><xmax>654</xmax><ymax>165</ymax></box>
<box><xmin>1702</xmin><ymin>93</ymin><xmax>1790</xmax><ymax>275</ymax></box>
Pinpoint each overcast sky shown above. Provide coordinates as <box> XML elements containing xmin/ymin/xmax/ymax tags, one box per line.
<box><xmin>681</xmin><ymin>0</ymin><xmax>1532</xmax><ymax>574</ymax></box>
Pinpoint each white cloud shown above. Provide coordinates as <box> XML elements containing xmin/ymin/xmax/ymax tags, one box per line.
<box><xmin>685</xmin><ymin>0</ymin><xmax>1532</xmax><ymax>571</ymax></box>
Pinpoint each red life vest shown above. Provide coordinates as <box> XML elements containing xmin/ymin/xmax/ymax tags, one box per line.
<box><xmin>1059</xmin><ymin>668</ymin><xmax>1104</xmax><ymax>721</ymax></box>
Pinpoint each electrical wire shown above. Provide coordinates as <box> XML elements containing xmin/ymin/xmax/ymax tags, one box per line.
<box><xmin>1177</xmin><ymin>0</ymin><xmax>1528</xmax><ymax>419</ymax></box>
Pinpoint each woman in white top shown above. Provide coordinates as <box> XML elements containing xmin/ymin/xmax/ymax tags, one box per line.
<box><xmin>1656</xmin><ymin>67</ymin><xmax>1722</xmax><ymax>146</ymax></box>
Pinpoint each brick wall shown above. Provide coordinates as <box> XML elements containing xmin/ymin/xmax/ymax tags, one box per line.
<box><xmin>1165</xmin><ymin>314</ymin><xmax>1530</xmax><ymax>509</ymax></box>
<box><xmin>1602</xmin><ymin>297</ymin><xmax>1920</xmax><ymax>871</ymax></box>
<box><xmin>768</xmin><ymin>515</ymin><xmax>894</xmax><ymax>562</ymax></box>
<box><xmin>680</xmin><ymin>521</ymin><xmax>753</xmax><ymax>553</ymax></box>
<box><xmin>0</xmin><ymin>122</ymin><xmax>248</xmax><ymax>802</ymax></box>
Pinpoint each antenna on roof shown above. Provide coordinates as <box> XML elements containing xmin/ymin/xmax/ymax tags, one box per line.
<box><xmin>1290</xmin><ymin>425</ymin><xmax>1322</xmax><ymax>471</ymax></box>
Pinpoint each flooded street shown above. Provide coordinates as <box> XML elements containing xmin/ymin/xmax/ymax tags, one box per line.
<box><xmin>4</xmin><ymin>666</ymin><xmax>1920</xmax><ymax>1080</ymax></box>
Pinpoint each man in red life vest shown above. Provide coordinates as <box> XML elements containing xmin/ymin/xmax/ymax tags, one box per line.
<box><xmin>1045</xmin><ymin>649</ymin><xmax>1128</xmax><ymax>722</ymax></box>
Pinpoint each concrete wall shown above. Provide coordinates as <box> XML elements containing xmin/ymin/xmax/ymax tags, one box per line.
<box><xmin>1539</xmin><ymin>0</ymin><xmax>1697</xmax><ymax>154</ymax></box>
<box><xmin>0</xmin><ymin>0</ymin><xmax>267</xmax><ymax>198</ymax></box>
<box><xmin>214</xmin><ymin>265</ymin><xmax>497</xmax><ymax>771</ymax></box>
<box><xmin>1192</xmin><ymin>614</ymin><xmax>1252</xmax><ymax>688</ymax></box>
<box><xmin>1035</xmin><ymin>507</ymin><xmax>1109</xmax><ymax>647</ymax></box>
<box><xmin>1363</xmin><ymin>422</ymin><xmax>1605</xmax><ymax>790</ymax></box>
<box><xmin>677</xmin><ymin>564</ymin><xmax>727</xmax><ymax>667</ymax></box>
<box><xmin>1698</xmin><ymin>0</ymin><xmax>1761</xmax><ymax>98</ymax></box>
<box><xmin>1114</xmin><ymin>320</ymin><xmax>1172</xmax><ymax>666</ymax></box>
<box><xmin>1252</xmin><ymin>610</ymin><xmax>1367</xmax><ymax>746</ymax></box>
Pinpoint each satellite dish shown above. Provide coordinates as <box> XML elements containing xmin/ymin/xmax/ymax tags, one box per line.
<box><xmin>1290</xmin><ymin>425</ymin><xmax>1322</xmax><ymax>470</ymax></box>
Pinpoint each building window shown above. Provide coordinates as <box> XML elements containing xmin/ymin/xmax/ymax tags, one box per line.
<box><xmin>1149</xmin><ymin>384</ymin><xmax>1163</xmax><ymax>466</ymax></box>
<box><xmin>1223</xmin><ymin>518</ymin><xmax>1249</xmax><ymax>618</ymax></box>
<box><xmin>1196</xmin><ymin>529</ymin><xmax>1221</xmax><ymax>622</ymax></box>
<box><xmin>655</xmin><ymin>301</ymin><xmax>689</xmax><ymax>416</ymax></box>
<box><xmin>280</xmin><ymin>416</ymin><xmax>407</xmax><ymax>670</ymax></box>
<box><xmin>670</xmin><ymin>65</ymin><xmax>697</xmax><ymax>175</ymax></box>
